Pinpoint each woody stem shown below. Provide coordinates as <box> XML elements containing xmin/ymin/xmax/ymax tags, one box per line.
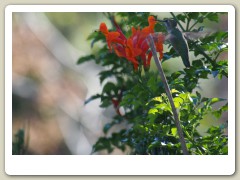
<box><xmin>147</xmin><ymin>35</ymin><xmax>189</xmax><ymax>155</ymax></box>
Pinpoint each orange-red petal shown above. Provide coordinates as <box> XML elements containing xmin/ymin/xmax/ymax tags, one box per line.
<box><xmin>99</xmin><ymin>23</ymin><xmax>109</xmax><ymax>35</ymax></box>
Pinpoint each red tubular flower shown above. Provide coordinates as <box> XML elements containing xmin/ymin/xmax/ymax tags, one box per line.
<box><xmin>128</xmin><ymin>16</ymin><xmax>159</xmax><ymax>68</ymax></box>
<box><xmin>112</xmin><ymin>43</ymin><xmax>126</xmax><ymax>58</ymax></box>
<box><xmin>142</xmin><ymin>16</ymin><xmax>157</xmax><ymax>34</ymax></box>
<box><xmin>124</xmin><ymin>38</ymin><xmax>142</xmax><ymax>70</ymax></box>
<box><xmin>99</xmin><ymin>23</ymin><xmax>125</xmax><ymax>51</ymax></box>
<box><xmin>99</xmin><ymin>15</ymin><xmax>164</xmax><ymax>70</ymax></box>
<box><xmin>154</xmin><ymin>33</ymin><xmax>165</xmax><ymax>60</ymax></box>
<box><xmin>128</xmin><ymin>27</ymin><xmax>148</xmax><ymax>67</ymax></box>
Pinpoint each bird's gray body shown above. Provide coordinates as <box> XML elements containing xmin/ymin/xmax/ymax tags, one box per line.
<box><xmin>162</xmin><ymin>19</ymin><xmax>191</xmax><ymax>68</ymax></box>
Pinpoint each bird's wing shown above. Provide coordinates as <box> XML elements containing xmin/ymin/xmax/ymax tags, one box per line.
<box><xmin>184</xmin><ymin>31</ymin><xmax>213</xmax><ymax>41</ymax></box>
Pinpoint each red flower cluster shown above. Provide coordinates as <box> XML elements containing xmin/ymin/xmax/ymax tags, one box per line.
<box><xmin>99</xmin><ymin>16</ymin><xmax>164</xmax><ymax>70</ymax></box>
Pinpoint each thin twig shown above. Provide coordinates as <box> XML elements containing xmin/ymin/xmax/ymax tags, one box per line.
<box><xmin>170</xmin><ymin>12</ymin><xmax>185</xmax><ymax>32</ymax></box>
<box><xmin>189</xmin><ymin>13</ymin><xmax>210</xmax><ymax>31</ymax></box>
<box><xmin>188</xmin><ymin>39</ymin><xmax>216</xmax><ymax>65</ymax></box>
<box><xmin>186</xmin><ymin>18</ymin><xmax>190</xmax><ymax>32</ymax></box>
<box><xmin>214</xmin><ymin>50</ymin><xmax>222</xmax><ymax>61</ymax></box>
<box><xmin>147</xmin><ymin>35</ymin><xmax>189</xmax><ymax>155</ymax></box>
<box><xmin>189</xmin><ymin>19</ymin><xmax>198</xmax><ymax>31</ymax></box>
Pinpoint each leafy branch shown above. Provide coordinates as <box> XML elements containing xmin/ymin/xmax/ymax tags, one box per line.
<box><xmin>77</xmin><ymin>12</ymin><xmax>228</xmax><ymax>155</ymax></box>
<box><xmin>148</xmin><ymin>35</ymin><xmax>189</xmax><ymax>155</ymax></box>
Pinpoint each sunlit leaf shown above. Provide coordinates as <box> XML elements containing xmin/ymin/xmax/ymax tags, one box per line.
<box><xmin>171</xmin><ymin>127</ymin><xmax>178</xmax><ymax>137</ymax></box>
<box><xmin>152</xmin><ymin>96</ymin><xmax>163</xmax><ymax>103</ymax></box>
<box><xmin>173</xmin><ymin>97</ymin><xmax>183</xmax><ymax>108</ymax></box>
<box><xmin>148</xmin><ymin>108</ymin><xmax>158</xmax><ymax>115</ymax></box>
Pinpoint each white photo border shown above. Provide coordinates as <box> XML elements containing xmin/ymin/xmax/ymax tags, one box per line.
<box><xmin>5</xmin><ymin>5</ymin><xmax>235</xmax><ymax>175</ymax></box>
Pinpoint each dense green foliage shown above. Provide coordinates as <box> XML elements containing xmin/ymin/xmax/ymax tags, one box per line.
<box><xmin>78</xmin><ymin>12</ymin><xmax>228</xmax><ymax>155</ymax></box>
<box><xmin>12</xmin><ymin>129</ymin><xmax>25</xmax><ymax>155</ymax></box>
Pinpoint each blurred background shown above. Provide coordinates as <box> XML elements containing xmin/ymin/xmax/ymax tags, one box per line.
<box><xmin>12</xmin><ymin>12</ymin><xmax>228</xmax><ymax>155</ymax></box>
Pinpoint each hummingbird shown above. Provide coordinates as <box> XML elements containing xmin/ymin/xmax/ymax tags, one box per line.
<box><xmin>158</xmin><ymin>19</ymin><xmax>191</xmax><ymax>68</ymax></box>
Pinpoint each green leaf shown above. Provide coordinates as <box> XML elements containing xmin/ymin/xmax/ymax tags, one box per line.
<box><xmin>206</xmin><ymin>126</ymin><xmax>222</xmax><ymax>134</ymax></box>
<box><xmin>192</xmin><ymin>60</ymin><xmax>203</xmax><ymax>68</ymax></box>
<box><xmin>147</xmin><ymin>76</ymin><xmax>158</xmax><ymax>92</ymax></box>
<box><xmin>103</xmin><ymin>82</ymin><xmax>117</xmax><ymax>95</ymax></box>
<box><xmin>103</xmin><ymin>117</ymin><xmax>124</xmax><ymax>134</ymax></box>
<box><xmin>152</xmin><ymin>96</ymin><xmax>163</xmax><ymax>103</ymax></box>
<box><xmin>206</xmin><ymin>13</ymin><xmax>219</xmax><ymax>22</ymax></box>
<box><xmin>92</xmin><ymin>137</ymin><xmax>113</xmax><ymax>153</ymax></box>
<box><xmin>148</xmin><ymin>141</ymin><xmax>161</xmax><ymax>150</ymax></box>
<box><xmin>155</xmin><ymin>103</ymin><xmax>171</xmax><ymax>112</ymax></box>
<box><xmin>12</xmin><ymin>129</ymin><xmax>25</xmax><ymax>155</ymax></box>
<box><xmin>186</xmin><ymin>143</ymin><xmax>193</xmax><ymax>149</ymax></box>
<box><xmin>212</xmin><ymin>111</ymin><xmax>222</xmax><ymax>119</ymax></box>
<box><xmin>217</xmin><ymin>60</ymin><xmax>228</xmax><ymax>66</ymax></box>
<box><xmin>100</xmin><ymin>99</ymin><xmax>112</xmax><ymax>108</ymax></box>
<box><xmin>222</xmin><ymin>146</ymin><xmax>228</xmax><ymax>154</ymax></box>
<box><xmin>221</xmin><ymin>103</ymin><xmax>228</xmax><ymax>111</ymax></box>
<box><xmin>176</xmin><ymin>14</ymin><xmax>187</xmax><ymax>23</ymax></box>
<box><xmin>148</xmin><ymin>113</ymin><xmax>158</xmax><ymax>123</ymax></box>
<box><xmin>148</xmin><ymin>108</ymin><xmax>158</xmax><ymax>115</ymax></box>
<box><xmin>103</xmin><ymin>123</ymin><xmax>112</xmax><ymax>134</ymax></box>
<box><xmin>188</xmin><ymin>12</ymin><xmax>199</xmax><ymax>19</ymax></box>
<box><xmin>77</xmin><ymin>55</ymin><xmax>95</xmax><ymax>64</ymax></box>
<box><xmin>119</xmin><ymin>93</ymin><xmax>135</xmax><ymax>107</ymax></box>
<box><xmin>198</xmin><ymin>16</ymin><xmax>204</xmax><ymax>23</ymax></box>
<box><xmin>171</xmin><ymin>71</ymin><xmax>184</xmax><ymax>79</ymax></box>
<box><xmin>162</xmin><ymin>125</ymin><xmax>171</xmax><ymax>135</ymax></box>
<box><xmin>196</xmin><ymin>70</ymin><xmax>209</xmax><ymax>79</ymax></box>
<box><xmin>201</xmin><ymin>97</ymin><xmax>209</xmax><ymax>102</ymax></box>
<box><xmin>196</xmin><ymin>91</ymin><xmax>201</xmax><ymax>99</ymax></box>
<box><xmin>209</xmin><ymin>97</ymin><xmax>225</xmax><ymax>105</ymax></box>
<box><xmin>212</xmin><ymin>103</ymin><xmax>228</xmax><ymax>119</ymax></box>
<box><xmin>173</xmin><ymin>97</ymin><xmax>184</xmax><ymax>108</ymax></box>
<box><xmin>171</xmin><ymin>89</ymin><xmax>180</xmax><ymax>94</ymax></box>
<box><xmin>99</xmin><ymin>70</ymin><xmax>115</xmax><ymax>84</ymax></box>
<box><xmin>171</xmin><ymin>127</ymin><xmax>178</xmax><ymax>137</ymax></box>
<box><xmin>184</xmin><ymin>67</ymin><xmax>196</xmax><ymax>75</ymax></box>
<box><xmin>87</xmin><ymin>32</ymin><xmax>105</xmax><ymax>48</ymax></box>
<box><xmin>84</xmin><ymin>94</ymin><xmax>101</xmax><ymax>105</ymax></box>
<box><xmin>178</xmin><ymin>93</ymin><xmax>188</xmax><ymax>100</ymax></box>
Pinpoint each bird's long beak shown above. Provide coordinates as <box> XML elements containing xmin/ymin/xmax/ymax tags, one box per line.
<box><xmin>157</xmin><ymin>20</ymin><xmax>165</xmax><ymax>22</ymax></box>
